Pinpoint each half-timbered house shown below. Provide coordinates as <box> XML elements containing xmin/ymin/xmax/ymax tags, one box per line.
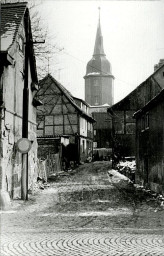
<box><xmin>134</xmin><ymin>88</ymin><xmax>164</xmax><ymax>194</ymax></box>
<box><xmin>36</xmin><ymin>74</ymin><xmax>95</xmax><ymax>170</ymax></box>
<box><xmin>107</xmin><ymin>62</ymin><xmax>164</xmax><ymax>159</ymax></box>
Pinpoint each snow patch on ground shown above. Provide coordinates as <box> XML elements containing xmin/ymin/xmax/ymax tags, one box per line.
<box><xmin>108</xmin><ymin>169</ymin><xmax>133</xmax><ymax>189</ymax></box>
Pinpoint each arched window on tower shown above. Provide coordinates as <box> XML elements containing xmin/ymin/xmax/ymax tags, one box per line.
<box><xmin>94</xmin><ymin>79</ymin><xmax>99</xmax><ymax>86</ymax></box>
<box><xmin>95</xmin><ymin>96</ymin><xmax>99</xmax><ymax>105</ymax></box>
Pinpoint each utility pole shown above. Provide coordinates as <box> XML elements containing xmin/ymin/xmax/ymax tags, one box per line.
<box><xmin>21</xmin><ymin>10</ymin><xmax>45</xmax><ymax>200</ymax></box>
<box><xmin>21</xmin><ymin>10</ymin><xmax>30</xmax><ymax>200</ymax></box>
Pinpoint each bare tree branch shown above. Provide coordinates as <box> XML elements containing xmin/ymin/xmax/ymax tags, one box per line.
<box><xmin>2</xmin><ymin>0</ymin><xmax>63</xmax><ymax>80</ymax></box>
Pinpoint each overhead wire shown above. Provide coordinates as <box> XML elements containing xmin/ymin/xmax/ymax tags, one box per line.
<box><xmin>36</xmin><ymin>46</ymin><xmax>137</xmax><ymax>87</ymax></box>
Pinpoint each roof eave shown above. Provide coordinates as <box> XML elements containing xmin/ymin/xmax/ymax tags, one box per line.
<box><xmin>133</xmin><ymin>89</ymin><xmax>164</xmax><ymax>119</ymax></box>
<box><xmin>73</xmin><ymin>96</ymin><xmax>90</xmax><ymax>107</ymax></box>
<box><xmin>32</xmin><ymin>98</ymin><xmax>43</xmax><ymax>107</ymax></box>
<box><xmin>0</xmin><ymin>51</ymin><xmax>15</xmax><ymax>66</ymax></box>
<box><xmin>108</xmin><ymin>64</ymin><xmax>164</xmax><ymax>113</ymax></box>
<box><xmin>39</xmin><ymin>74</ymin><xmax>96</xmax><ymax>123</ymax></box>
<box><xmin>81</xmin><ymin>112</ymin><xmax>96</xmax><ymax>123</ymax></box>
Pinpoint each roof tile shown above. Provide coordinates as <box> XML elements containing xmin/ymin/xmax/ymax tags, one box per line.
<box><xmin>1</xmin><ymin>2</ymin><xmax>27</xmax><ymax>51</ymax></box>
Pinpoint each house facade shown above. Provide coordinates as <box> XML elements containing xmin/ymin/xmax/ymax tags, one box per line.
<box><xmin>88</xmin><ymin>105</ymin><xmax>112</xmax><ymax>149</ymax></box>
<box><xmin>107</xmin><ymin>63</ymin><xmax>164</xmax><ymax>158</ymax></box>
<box><xmin>134</xmin><ymin>89</ymin><xmax>164</xmax><ymax>194</ymax></box>
<box><xmin>0</xmin><ymin>2</ymin><xmax>38</xmax><ymax>206</ymax></box>
<box><xmin>36</xmin><ymin>74</ymin><xmax>95</xmax><ymax>167</ymax></box>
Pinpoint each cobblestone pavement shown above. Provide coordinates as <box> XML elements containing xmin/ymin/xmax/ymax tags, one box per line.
<box><xmin>1</xmin><ymin>230</ymin><xmax>164</xmax><ymax>256</ymax></box>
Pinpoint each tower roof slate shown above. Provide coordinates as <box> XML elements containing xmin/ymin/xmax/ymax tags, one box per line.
<box><xmin>93</xmin><ymin>17</ymin><xmax>105</xmax><ymax>56</ymax></box>
<box><xmin>85</xmin><ymin>10</ymin><xmax>113</xmax><ymax>77</ymax></box>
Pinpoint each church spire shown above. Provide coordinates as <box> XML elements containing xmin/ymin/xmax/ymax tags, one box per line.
<box><xmin>98</xmin><ymin>6</ymin><xmax>100</xmax><ymax>23</ymax></box>
<box><xmin>93</xmin><ymin>7</ymin><xmax>105</xmax><ymax>56</ymax></box>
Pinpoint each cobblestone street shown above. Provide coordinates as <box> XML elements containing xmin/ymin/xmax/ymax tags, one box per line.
<box><xmin>1</xmin><ymin>1</ymin><xmax>164</xmax><ymax>255</ymax></box>
<box><xmin>1</xmin><ymin>162</ymin><xmax>164</xmax><ymax>255</ymax></box>
<box><xmin>2</xmin><ymin>230</ymin><xmax>164</xmax><ymax>256</ymax></box>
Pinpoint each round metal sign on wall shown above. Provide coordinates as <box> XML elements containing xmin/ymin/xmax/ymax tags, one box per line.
<box><xmin>17</xmin><ymin>138</ymin><xmax>32</xmax><ymax>153</ymax></box>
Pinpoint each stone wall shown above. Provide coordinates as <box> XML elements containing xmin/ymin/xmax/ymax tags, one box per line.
<box><xmin>0</xmin><ymin>19</ymin><xmax>38</xmax><ymax>206</ymax></box>
<box><xmin>0</xmin><ymin>105</ymin><xmax>38</xmax><ymax>200</ymax></box>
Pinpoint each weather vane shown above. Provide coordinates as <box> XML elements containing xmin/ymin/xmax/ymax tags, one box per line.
<box><xmin>98</xmin><ymin>6</ymin><xmax>101</xmax><ymax>21</ymax></box>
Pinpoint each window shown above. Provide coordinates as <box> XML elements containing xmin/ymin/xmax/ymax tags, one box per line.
<box><xmin>114</xmin><ymin>110</ymin><xmax>135</xmax><ymax>135</ymax></box>
<box><xmin>88</xmin><ymin>122</ymin><xmax>91</xmax><ymax>131</ymax></box>
<box><xmin>115</xmin><ymin>122</ymin><xmax>124</xmax><ymax>134</ymax></box>
<box><xmin>141</xmin><ymin>113</ymin><xmax>149</xmax><ymax>131</ymax></box>
<box><xmin>94</xmin><ymin>79</ymin><xmax>99</xmax><ymax>86</ymax></box>
<box><xmin>126</xmin><ymin>123</ymin><xmax>135</xmax><ymax>134</ymax></box>
<box><xmin>125</xmin><ymin>111</ymin><xmax>135</xmax><ymax>134</ymax></box>
<box><xmin>95</xmin><ymin>96</ymin><xmax>99</xmax><ymax>105</ymax></box>
<box><xmin>93</xmin><ymin>142</ymin><xmax>97</xmax><ymax>148</ymax></box>
<box><xmin>18</xmin><ymin>36</ymin><xmax>24</xmax><ymax>53</ymax></box>
<box><xmin>126</xmin><ymin>111</ymin><xmax>134</xmax><ymax>122</ymax></box>
<box><xmin>82</xmin><ymin>140</ymin><xmax>85</xmax><ymax>153</ymax></box>
<box><xmin>114</xmin><ymin>111</ymin><xmax>125</xmax><ymax>134</ymax></box>
<box><xmin>115</xmin><ymin>111</ymin><xmax>124</xmax><ymax>121</ymax></box>
<box><xmin>145</xmin><ymin>112</ymin><xmax>149</xmax><ymax>129</ymax></box>
<box><xmin>141</xmin><ymin>116</ymin><xmax>145</xmax><ymax>131</ymax></box>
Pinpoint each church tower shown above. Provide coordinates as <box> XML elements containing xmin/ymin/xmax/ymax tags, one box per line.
<box><xmin>84</xmin><ymin>8</ymin><xmax>114</xmax><ymax>106</ymax></box>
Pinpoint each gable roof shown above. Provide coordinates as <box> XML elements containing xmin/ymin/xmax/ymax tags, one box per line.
<box><xmin>73</xmin><ymin>96</ymin><xmax>90</xmax><ymax>107</ymax></box>
<box><xmin>0</xmin><ymin>2</ymin><xmax>38</xmax><ymax>84</ymax></box>
<box><xmin>38</xmin><ymin>74</ymin><xmax>95</xmax><ymax>123</ymax></box>
<box><xmin>1</xmin><ymin>2</ymin><xmax>27</xmax><ymax>52</ymax></box>
<box><xmin>108</xmin><ymin>63</ymin><xmax>164</xmax><ymax>112</ymax></box>
<box><xmin>134</xmin><ymin>88</ymin><xmax>164</xmax><ymax>118</ymax></box>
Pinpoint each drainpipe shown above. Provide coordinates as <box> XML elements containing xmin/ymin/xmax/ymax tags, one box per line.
<box><xmin>77</xmin><ymin>114</ymin><xmax>80</xmax><ymax>164</ymax></box>
<box><xmin>21</xmin><ymin>10</ymin><xmax>30</xmax><ymax>200</ymax></box>
<box><xmin>0</xmin><ymin>66</ymin><xmax>4</xmax><ymax>202</ymax></box>
<box><xmin>108</xmin><ymin>109</ymin><xmax>114</xmax><ymax>168</ymax></box>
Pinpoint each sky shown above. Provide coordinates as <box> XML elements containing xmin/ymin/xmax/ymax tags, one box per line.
<box><xmin>38</xmin><ymin>0</ymin><xmax>164</xmax><ymax>104</ymax></box>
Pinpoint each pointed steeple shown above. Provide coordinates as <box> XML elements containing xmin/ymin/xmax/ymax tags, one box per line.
<box><xmin>85</xmin><ymin>7</ymin><xmax>114</xmax><ymax>106</ymax></box>
<box><xmin>93</xmin><ymin>7</ymin><xmax>105</xmax><ymax>56</ymax></box>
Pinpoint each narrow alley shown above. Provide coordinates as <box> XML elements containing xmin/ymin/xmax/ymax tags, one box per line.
<box><xmin>1</xmin><ymin>162</ymin><xmax>164</xmax><ymax>256</ymax></box>
<box><xmin>1</xmin><ymin>2</ymin><xmax>164</xmax><ymax>256</ymax></box>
